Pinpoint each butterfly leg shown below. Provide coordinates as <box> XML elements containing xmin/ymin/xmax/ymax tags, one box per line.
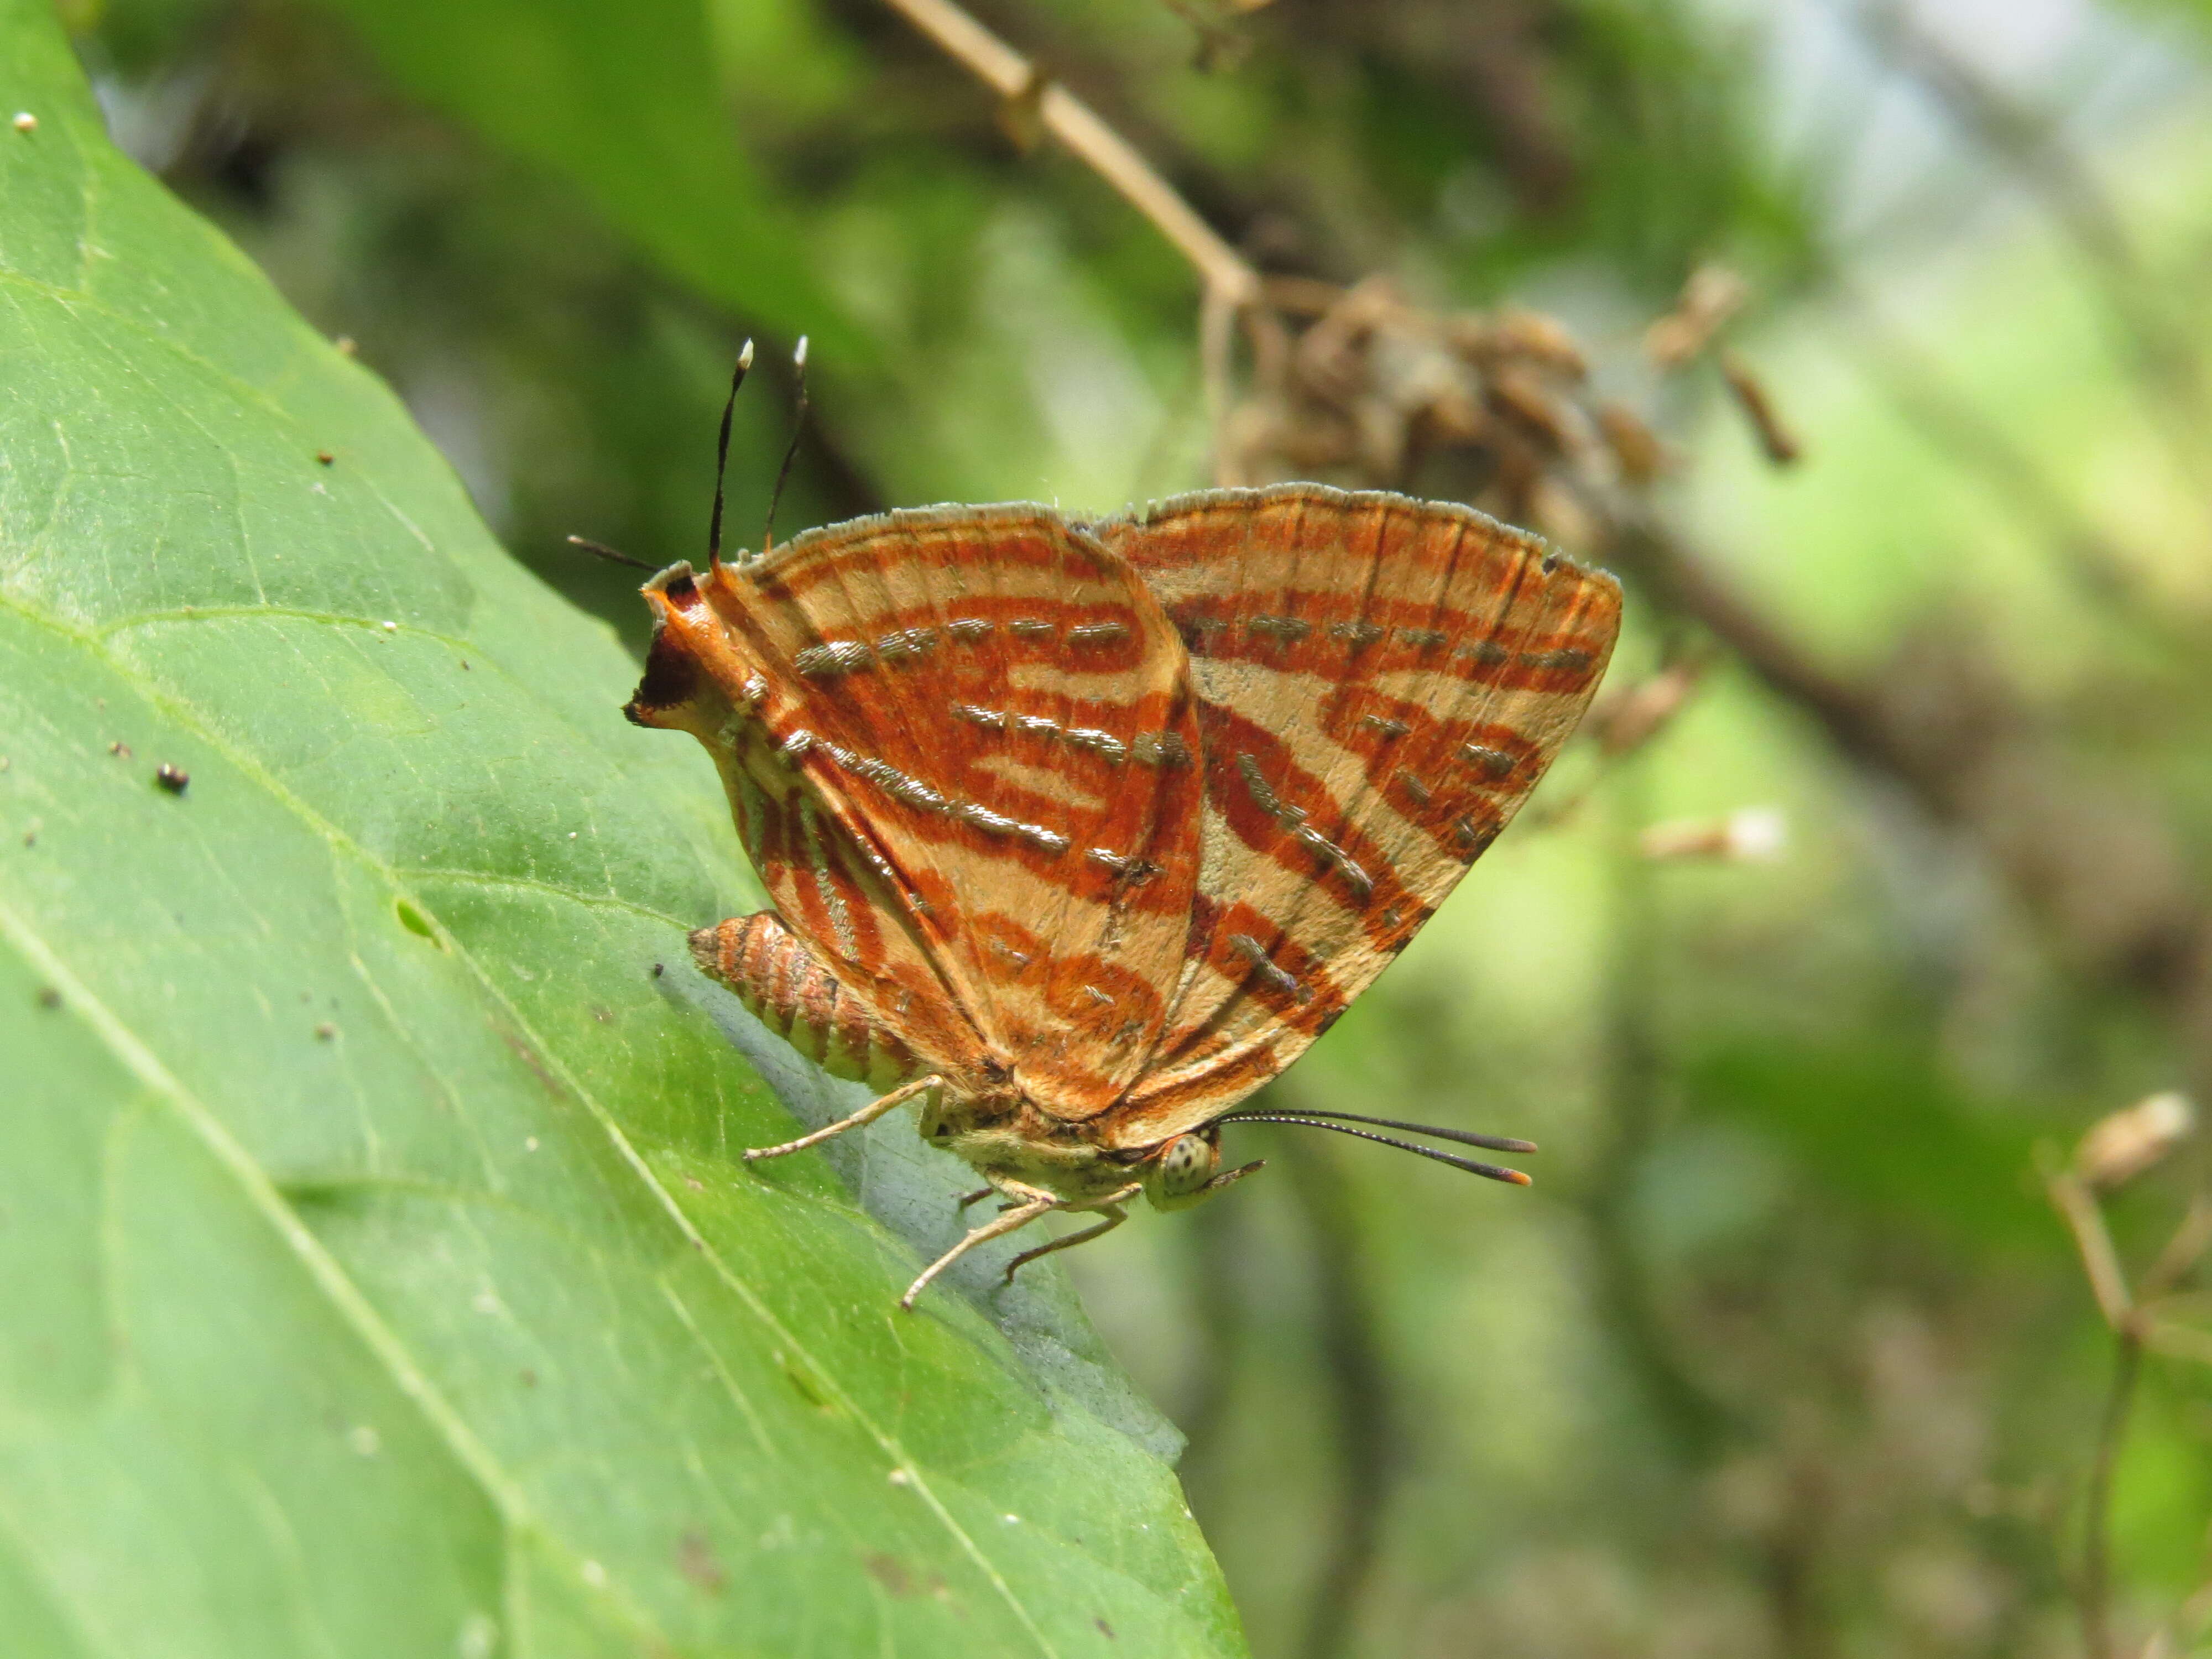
<box><xmin>999</xmin><ymin>1182</ymin><xmax>1144</xmax><ymax>1285</ymax></box>
<box><xmin>956</xmin><ymin>1187</ymin><xmax>995</xmax><ymax>1210</ymax></box>
<box><xmin>899</xmin><ymin>1183</ymin><xmax>1063</xmax><ymax>1311</ymax></box>
<box><xmin>743</xmin><ymin>1073</ymin><xmax>945</xmax><ymax>1163</ymax></box>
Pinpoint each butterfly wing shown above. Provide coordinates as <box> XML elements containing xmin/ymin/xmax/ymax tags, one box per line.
<box><xmin>628</xmin><ymin>507</ymin><xmax>1204</xmax><ymax>1117</ymax></box>
<box><xmin>1091</xmin><ymin>483</ymin><xmax>1622</xmax><ymax>1143</ymax></box>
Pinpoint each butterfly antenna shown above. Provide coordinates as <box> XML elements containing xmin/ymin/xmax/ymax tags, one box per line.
<box><xmin>760</xmin><ymin>334</ymin><xmax>808</xmax><ymax>561</ymax></box>
<box><xmin>565</xmin><ymin>535</ymin><xmax>657</xmax><ymax>572</ymax></box>
<box><xmin>706</xmin><ymin>338</ymin><xmax>755</xmax><ymax>568</ymax></box>
<box><xmin>1224</xmin><ymin>1107</ymin><xmax>1536</xmax><ymax>1156</ymax></box>
<box><xmin>1213</xmin><ymin>1114</ymin><xmax>1534</xmax><ymax>1185</ymax></box>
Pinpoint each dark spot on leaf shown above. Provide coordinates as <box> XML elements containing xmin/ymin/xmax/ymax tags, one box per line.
<box><xmin>863</xmin><ymin>1554</ymin><xmax>913</xmax><ymax>1597</ymax></box>
<box><xmin>316</xmin><ymin>450</ymin><xmax>334</xmax><ymax>466</ymax></box>
<box><xmin>675</xmin><ymin>1530</ymin><xmax>726</xmax><ymax>1595</ymax></box>
<box><xmin>36</xmin><ymin>987</ymin><xmax>61</xmax><ymax>1009</ymax></box>
<box><xmin>592</xmin><ymin>1006</ymin><xmax>611</xmax><ymax>1024</ymax></box>
<box><xmin>652</xmin><ymin>962</ymin><xmax>665</xmax><ymax>977</ymax></box>
<box><xmin>154</xmin><ymin>763</ymin><xmax>188</xmax><ymax>794</ymax></box>
<box><xmin>1095</xmin><ymin>1617</ymin><xmax>1116</xmax><ymax>1639</ymax></box>
<box><xmin>394</xmin><ymin>899</ymin><xmax>437</xmax><ymax>941</ymax></box>
<box><xmin>314</xmin><ymin>1022</ymin><xmax>336</xmax><ymax>1041</ymax></box>
<box><xmin>780</xmin><ymin>1355</ymin><xmax>833</xmax><ymax>1411</ymax></box>
<box><xmin>107</xmin><ymin>740</ymin><xmax>131</xmax><ymax>758</ymax></box>
<box><xmin>501</xmin><ymin>1033</ymin><xmax>563</xmax><ymax>1097</ymax></box>
<box><xmin>519</xmin><ymin>1369</ymin><xmax>537</xmax><ymax>1387</ymax></box>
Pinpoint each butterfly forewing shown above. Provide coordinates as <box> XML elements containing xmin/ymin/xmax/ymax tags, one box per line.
<box><xmin>636</xmin><ymin>507</ymin><xmax>1205</xmax><ymax>1116</ymax></box>
<box><xmin>1093</xmin><ymin>484</ymin><xmax>1623</xmax><ymax>1142</ymax></box>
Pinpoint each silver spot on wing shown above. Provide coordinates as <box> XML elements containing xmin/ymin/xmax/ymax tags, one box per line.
<box><xmin>874</xmin><ymin>627</ymin><xmax>937</xmax><ymax>661</ymax></box>
<box><xmin>1237</xmin><ymin>754</ymin><xmax>1375</xmax><ymax>901</ymax></box>
<box><xmin>1087</xmin><ymin>847</ymin><xmax>1160</xmax><ymax>881</ymax></box>
<box><xmin>1227</xmin><ymin>933</ymin><xmax>1310</xmax><ymax>1002</ymax></box>
<box><xmin>1520</xmin><ymin>646</ymin><xmax>1593</xmax><ymax>672</ymax></box>
<box><xmin>1461</xmin><ymin>743</ymin><xmax>1517</xmax><ymax>780</ymax></box>
<box><xmin>794</xmin><ymin>640</ymin><xmax>872</xmax><ymax>678</ymax></box>
<box><xmin>1064</xmin><ymin>727</ymin><xmax>1129</xmax><ymax>764</ymax></box>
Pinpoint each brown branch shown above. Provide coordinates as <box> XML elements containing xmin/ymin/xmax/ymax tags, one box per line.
<box><xmin>1591</xmin><ymin>497</ymin><xmax>2212</xmax><ymax>1102</ymax></box>
<box><xmin>2042</xmin><ymin>1165</ymin><xmax>2142</xmax><ymax>1659</ymax></box>
<box><xmin>1854</xmin><ymin>3</ymin><xmax>2211</xmax><ymax>477</ymax></box>
<box><xmin>1856</xmin><ymin>5</ymin><xmax>2145</xmax><ymax>281</ymax></box>
<box><xmin>2144</xmin><ymin>1197</ymin><xmax>2212</xmax><ymax>1302</ymax></box>
<box><xmin>2081</xmin><ymin>1333</ymin><xmax>2142</xmax><ymax>1659</ymax></box>
<box><xmin>2047</xmin><ymin>1167</ymin><xmax>2134</xmax><ymax>1331</ymax></box>
<box><xmin>875</xmin><ymin>0</ymin><xmax>1262</xmax><ymax>307</ymax></box>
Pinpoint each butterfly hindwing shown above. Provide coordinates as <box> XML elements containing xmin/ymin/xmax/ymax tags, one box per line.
<box><xmin>1093</xmin><ymin>484</ymin><xmax>1623</xmax><ymax>1141</ymax></box>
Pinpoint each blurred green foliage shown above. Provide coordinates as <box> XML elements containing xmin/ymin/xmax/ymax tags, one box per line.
<box><xmin>48</xmin><ymin>0</ymin><xmax>2212</xmax><ymax>1653</ymax></box>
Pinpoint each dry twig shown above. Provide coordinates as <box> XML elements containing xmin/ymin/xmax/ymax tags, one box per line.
<box><xmin>876</xmin><ymin>0</ymin><xmax>1261</xmax><ymax>310</ymax></box>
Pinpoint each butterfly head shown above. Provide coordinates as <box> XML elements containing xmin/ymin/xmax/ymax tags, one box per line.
<box><xmin>1140</xmin><ymin>1129</ymin><xmax>1264</xmax><ymax>1213</ymax></box>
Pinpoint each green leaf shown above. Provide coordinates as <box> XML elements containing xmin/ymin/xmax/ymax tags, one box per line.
<box><xmin>299</xmin><ymin>0</ymin><xmax>863</xmax><ymax>360</ymax></box>
<box><xmin>0</xmin><ymin>8</ymin><xmax>1241</xmax><ymax>1655</ymax></box>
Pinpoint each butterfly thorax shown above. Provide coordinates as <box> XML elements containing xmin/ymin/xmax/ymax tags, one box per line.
<box><xmin>919</xmin><ymin>1098</ymin><xmax>1152</xmax><ymax>1206</ymax></box>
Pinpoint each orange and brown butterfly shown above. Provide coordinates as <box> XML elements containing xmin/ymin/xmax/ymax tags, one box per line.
<box><xmin>616</xmin><ymin>345</ymin><xmax>1622</xmax><ymax>1309</ymax></box>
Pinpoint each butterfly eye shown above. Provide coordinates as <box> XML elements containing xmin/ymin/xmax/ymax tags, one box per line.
<box><xmin>1147</xmin><ymin>1134</ymin><xmax>1220</xmax><ymax>1206</ymax></box>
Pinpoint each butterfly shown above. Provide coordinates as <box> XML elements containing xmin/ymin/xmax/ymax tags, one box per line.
<box><xmin>619</xmin><ymin>359</ymin><xmax>1621</xmax><ymax>1310</ymax></box>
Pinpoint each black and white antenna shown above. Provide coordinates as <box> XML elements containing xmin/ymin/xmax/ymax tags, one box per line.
<box><xmin>1211</xmin><ymin>1108</ymin><xmax>1537</xmax><ymax>1185</ymax></box>
<box><xmin>760</xmin><ymin>335</ymin><xmax>809</xmax><ymax>561</ymax></box>
<box><xmin>706</xmin><ymin>337</ymin><xmax>757</xmax><ymax>567</ymax></box>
